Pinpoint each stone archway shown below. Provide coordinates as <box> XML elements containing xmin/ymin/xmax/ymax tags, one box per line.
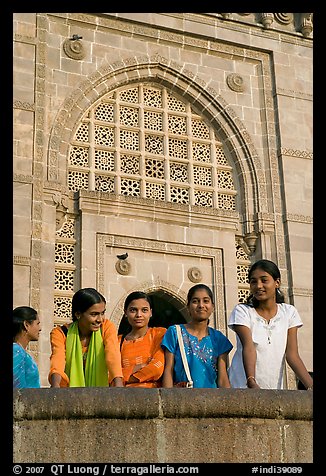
<box><xmin>148</xmin><ymin>289</ymin><xmax>187</xmax><ymax>328</ymax></box>
<box><xmin>47</xmin><ymin>53</ymin><xmax>265</xmax><ymax>229</ymax></box>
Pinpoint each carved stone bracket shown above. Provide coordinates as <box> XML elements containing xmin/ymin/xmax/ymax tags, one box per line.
<box><xmin>300</xmin><ymin>13</ymin><xmax>313</xmax><ymax>38</ymax></box>
<box><xmin>260</xmin><ymin>13</ymin><xmax>274</xmax><ymax>28</ymax></box>
<box><xmin>243</xmin><ymin>232</ymin><xmax>258</xmax><ymax>254</ymax></box>
<box><xmin>53</xmin><ymin>193</ymin><xmax>69</xmax><ymax>230</ymax></box>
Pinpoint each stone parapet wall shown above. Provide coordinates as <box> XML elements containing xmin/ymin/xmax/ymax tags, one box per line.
<box><xmin>13</xmin><ymin>388</ymin><xmax>313</xmax><ymax>464</ymax></box>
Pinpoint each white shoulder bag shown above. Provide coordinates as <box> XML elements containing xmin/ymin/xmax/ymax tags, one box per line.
<box><xmin>176</xmin><ymin>325</ymin><xmax>193</xmax><ymax>388</ymax></box>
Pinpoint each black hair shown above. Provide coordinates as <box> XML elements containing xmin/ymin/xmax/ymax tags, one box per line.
<box><xmin>246</xmin><ymin>259</ymin><xmax>285</xmax><ymax>307</ymax></box>
<box><xmin>71</xmin><ymin>288</ymin><xmax>106</xmax><ymax>322</ymax></box>
<box><xmin>123</xmin><ymin>291</ymin><xmax>152</xmax><ymax>312</ymax></box>
<box><xmin>187</xmin><ymin>284</ymin><xmax>214</xmax><ymax>306</ymax></box>
<box><xmin>13</xmin><ymin>306</ymin><xmax>38</xmax><ymax>339</ymax></box>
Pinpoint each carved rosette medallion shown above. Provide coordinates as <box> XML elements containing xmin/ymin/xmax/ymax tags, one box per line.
<box><xmin>187</xmin><ymin>267</ymin><xmax>203</xmax><ymax>283</ymax></box>
<box><xmin>63</xmin><ymin>39</ymin><xmax>85</xmax><ymax>60</ymax></box>
<box><xmin>274</xmin><ymin>13</ymin><xmax>292</xmax><ymax>25</ymax></box>
<box><xmin>226</xmin><ymin>73</ymin><xmax>245</xmax><ymax>92</ymax></box>
<box><xmin>115</xmin><ymin>260</ymin><xmax>131</xmax><ymax>275</ymax></box>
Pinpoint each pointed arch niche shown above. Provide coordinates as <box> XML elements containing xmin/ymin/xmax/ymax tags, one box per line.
<box><xmin>47</xmin><ymin>54</ymin><xmax>269</xmax><ymax>323</ymax></box>
<box><xmin>47</xmin><ymin>54</ymin><xmax>267</xmax><ymax>238</ymax></box>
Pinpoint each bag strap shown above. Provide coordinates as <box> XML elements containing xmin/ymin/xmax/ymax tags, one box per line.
<box><xmin>176</xmin><ymin>325</ymin><xmax>193</xmax><ymax>388</ymax></box>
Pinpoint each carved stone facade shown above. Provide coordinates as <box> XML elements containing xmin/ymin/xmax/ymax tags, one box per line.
<box><xmin>13</xmin><ymin>13</ymin><xmax>313</xmax><ymax>388</ymax></box>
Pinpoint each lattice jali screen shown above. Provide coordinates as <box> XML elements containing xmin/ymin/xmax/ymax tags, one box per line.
<box><xmin>54</xmin><ymin>218</ymin><xmax>76</xmax><ymax>324</ymax></box>
<box><xmin>68</xmin><ymin>84</ymin><xmax>237</xmax><ymax>209</ymax></box>
<box><xmin>236</xmin><ymin>241</ymin><xmax>251</xmax><ymax>304</ymax></box>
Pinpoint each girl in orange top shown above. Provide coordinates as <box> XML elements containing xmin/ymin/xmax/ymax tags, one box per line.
<box><xmin>118</xmin><ymin>291</ymin><xmax>166</xmax><ymax>388</ymax></box>
<box><xmin>49</xmin><ymin>288</ymin><xmax>123</xmax><ymax>388</ymax></box>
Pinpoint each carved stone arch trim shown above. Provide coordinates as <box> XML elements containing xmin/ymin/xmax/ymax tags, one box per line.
<box><xmin>110</xmin><ymin>279</ymin><xmax>187</xmax><ymax>328</ymax></box>
<box><xmin>47</xmin><ymin>53</ymin><xmax>266</xmax><ymax>235</ymax></box>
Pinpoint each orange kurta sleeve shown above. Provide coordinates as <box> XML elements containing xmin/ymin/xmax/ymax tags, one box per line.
<box><xmin>102</xmin><ymin>319</ymin><xmax>123</xmax><ymax>384</ymax></box>
<box><xmin>119</xmin><ymin>327</ymin><xmax>166</xmax><ymax>387</ymax></box>
<box><xmin>48</xmin><ymin>325</ymin><xmax>70</xmax><ymax>387</ymax></box>
<box><xmin>133</xmin><ymin>327</ymin><xmax>166</xmax><ymax>382</ymax></box>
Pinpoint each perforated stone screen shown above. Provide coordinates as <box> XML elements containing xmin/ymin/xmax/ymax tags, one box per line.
<box><xmin>54</xmin><ymin>219</ymin><xmax>76</xmax><ymax>324</ymax></box>
<box><xmin>55</xmin><ymin>84</ymin><xmax>247</xmax><ymax>324</ymax></box>
<box><xmin>68</xmin><ymin>84</ymin><xmax>236</xmax><ymax>210</ymax></box>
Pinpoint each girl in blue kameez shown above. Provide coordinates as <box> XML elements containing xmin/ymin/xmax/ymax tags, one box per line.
<box><xmin>161</xmin><ymin>284</ymin><xmax>233</xmax><ymax>388</ymax></box>
<box><xmin>13</xmin><ymin>306</ymin><xmax>42</xmax><ymax>388</ymax></box>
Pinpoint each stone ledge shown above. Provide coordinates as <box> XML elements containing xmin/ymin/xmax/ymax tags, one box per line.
<box><xmin>13</xmin><ymin>388</ymin><xmax>312</xmax><ymax>421</ymax></box>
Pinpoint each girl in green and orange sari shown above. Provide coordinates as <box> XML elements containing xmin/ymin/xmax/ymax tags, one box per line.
<box><xmin>49</xmin><ymin>288</ymin><xmax>123</xmax><ymax>388</ymax></box>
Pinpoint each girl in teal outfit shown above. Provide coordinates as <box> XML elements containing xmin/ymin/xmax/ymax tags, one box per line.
<box><xmin>161</xmin><ymin>284</ymin><xmax>232</xmax><ymax>388</ymax></box>
<box><xmin>13</xmin><ymin>306</ymin><xmax>41</xmax><ymax>388</ymax></box>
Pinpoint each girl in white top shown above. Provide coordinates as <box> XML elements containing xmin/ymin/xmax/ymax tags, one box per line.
<box><xmin>227</xmin><ymin>259</ymin><xmax>313</xmax><ymax>390</ymax></box>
